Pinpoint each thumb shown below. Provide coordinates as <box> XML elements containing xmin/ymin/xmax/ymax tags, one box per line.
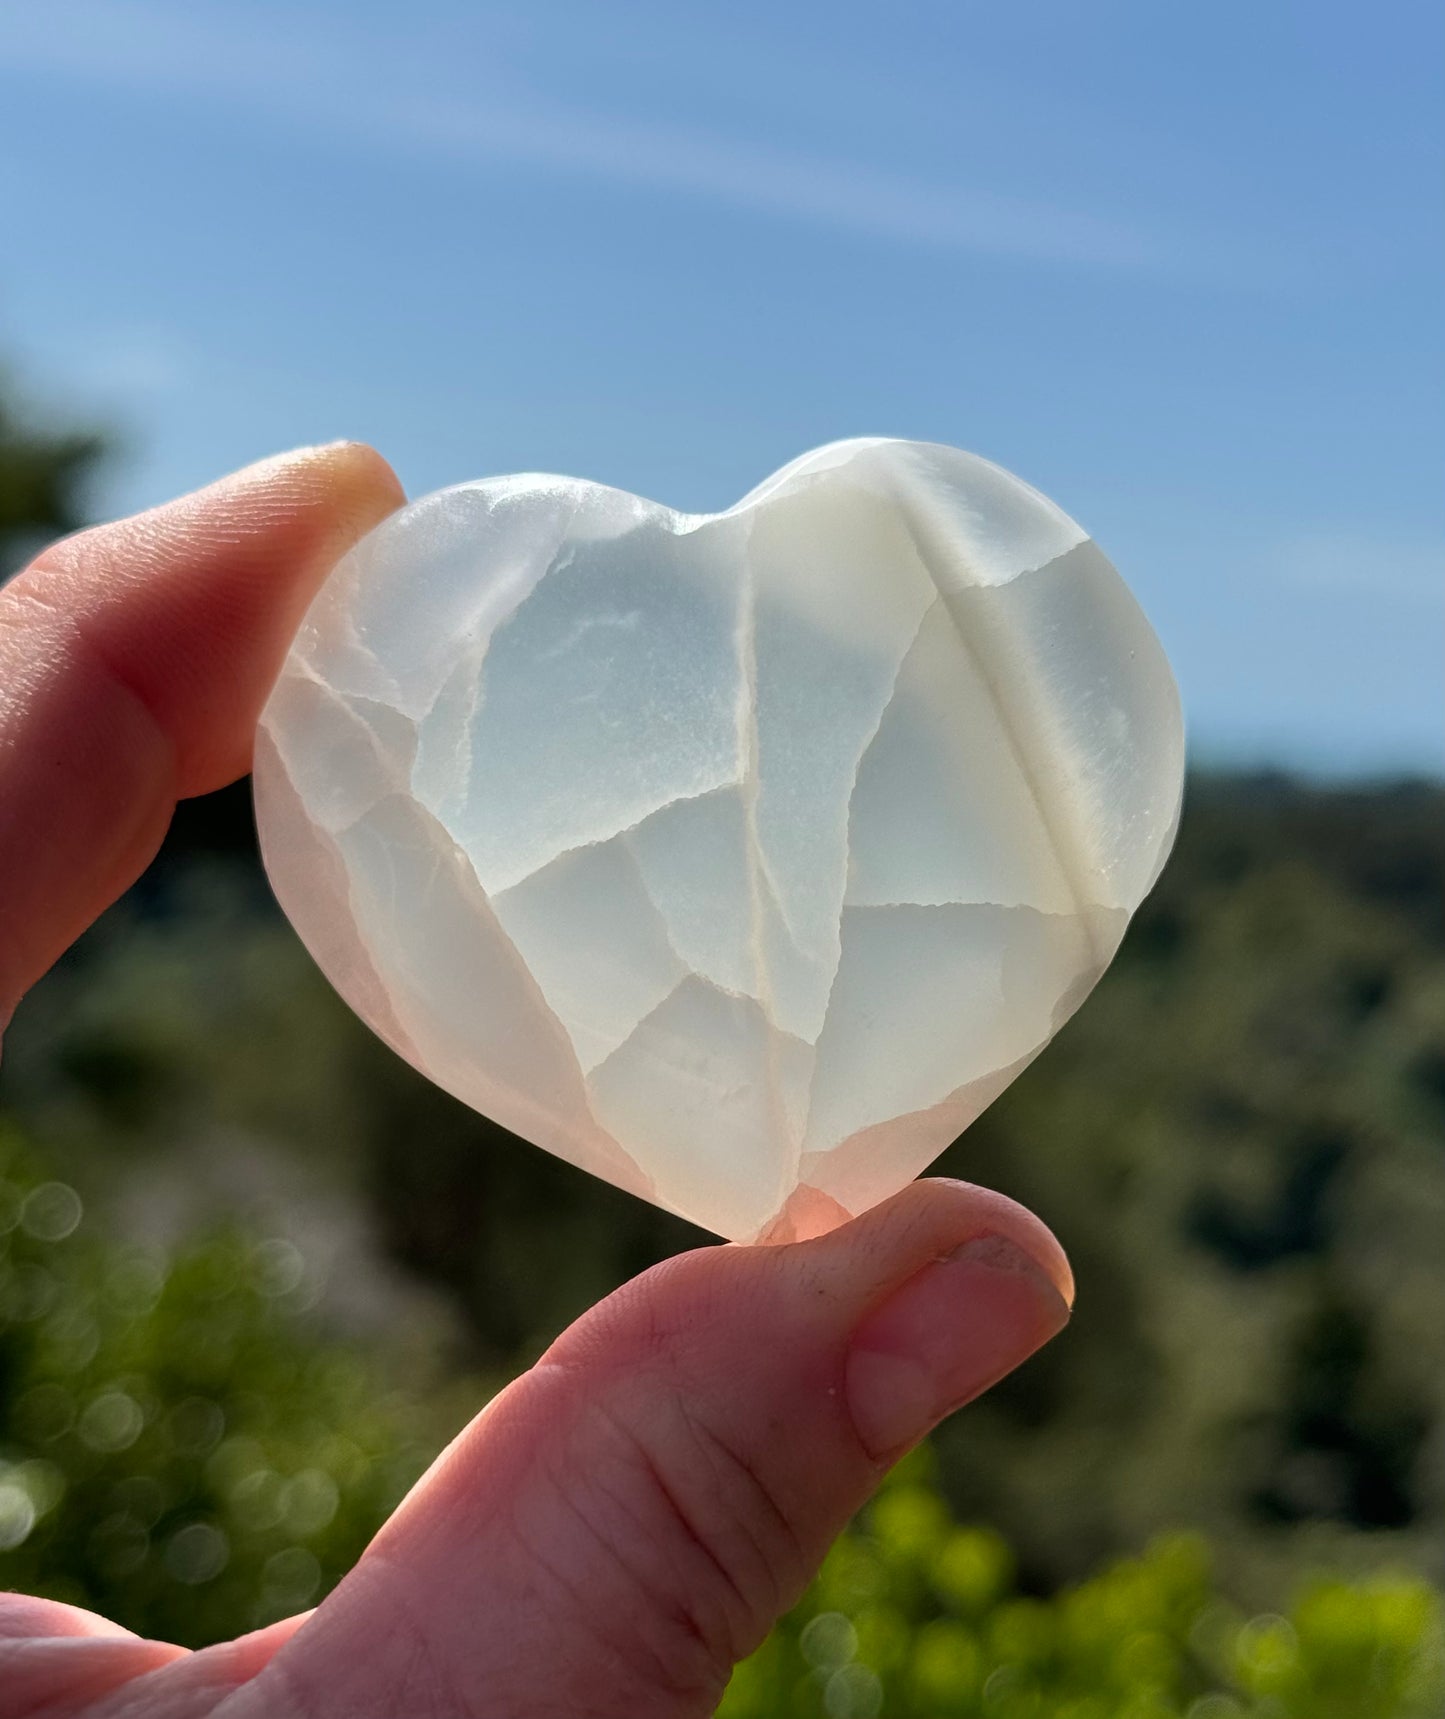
<box><xmin>236</xmin><ymin>1178</ymin><xmax>1071</xmax><ymax>1719</ymax></box>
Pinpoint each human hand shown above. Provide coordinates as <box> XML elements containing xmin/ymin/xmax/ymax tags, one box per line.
<box><xmin>0</xmin><ymin>446</ymin><xmax>1072</xmax><ymax>1719</ymax></box>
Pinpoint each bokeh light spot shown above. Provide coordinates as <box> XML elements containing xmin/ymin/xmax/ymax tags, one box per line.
<box><xmin>78</xmin><ymin>1390</ymin><xmax>144</xmax><ymax>1453</ymax></box>
<box><xmin>20</xmin><ymin>1182</ymin><xmax>83</xmax><ymax>1242</ymax></box>
<box><xmin>0</xmin><ymin>1479</ymin><xmax>37</xmax><ymax>1551</ymax></box>
<box><xmin>165</xmin><ymin>1521</ymin><xmax>230</xmax><ymax>1586</ymax></box>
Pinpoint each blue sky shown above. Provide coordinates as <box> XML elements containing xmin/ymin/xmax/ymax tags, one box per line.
<box><xmin>1</xmin><ymin>0</ymin><xmax>1440</xmax><ymax>775</ymax></box>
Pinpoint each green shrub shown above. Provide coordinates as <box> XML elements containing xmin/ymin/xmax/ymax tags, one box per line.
<box><xmin>721</xmin><ymin>1452</ymin><xmax>1445</xmax><ymax>1718</ymax></box>
<box><xmin>2</xmin><ymin>1123</ymin><xmax>1442</xmax><ymax>1717</ymax></box>
<box><xmin>0</xmin><ymin>1126</ymin><xmax>447</xmax><ymax>1644</ymax></box>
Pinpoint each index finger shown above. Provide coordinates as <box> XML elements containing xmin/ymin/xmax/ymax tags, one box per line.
<box><xmin>0</xmin><ymin>442</ymin><xmax>404</xmax><ymax>1025</ymax></box>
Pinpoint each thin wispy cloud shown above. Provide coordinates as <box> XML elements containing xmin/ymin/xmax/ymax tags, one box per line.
<box><xmin>1269</xmin><ymin>533</ymin><xmax>1444</xmax><ymax>606</ymax></box>
<box><xmin>1</xmin><ymin>0</ymin><xmax>1174</xmax><ymax>272</ymax></box>
<box><xmin>402</xmin><ymin>95</ymin><xmax>1160</xmax><ymax>269</ymax></box>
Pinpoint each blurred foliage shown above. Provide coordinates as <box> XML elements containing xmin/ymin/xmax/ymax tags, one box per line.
<box><xmin>4</xmin><ymin>1122</ymin><xmax>1442</xmax><ymax>1719</ymax></box>
<box><xmin>917</xmin><ymin>775</ymin><xmax>1445</xmax><ymax>1602</ymax></box>
<box><xmin>722</xmin><ymin>1453</ymin><xmax>1445</xmax><ymax>1719</ymax></box>
<box><xmin>0</xmin><ymin>1126</ymin><xmax>460</xmax><ymax>1646</ymax></box>
<box><xmin>8</xmin><ymin>773</ymin><xmax>1443</xmax><ymax>1611</ymax></box>
<box><xmin>2</xmin><ymin>380</ymin><xmax>1444</xmax><ymax>1696</ymax></box>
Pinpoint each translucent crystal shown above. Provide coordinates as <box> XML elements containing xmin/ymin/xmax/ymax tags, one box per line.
<box><xmin>254</xmin><ymin>439</ymin><xmax>1184</xmax><ymax>1242</ymax></box>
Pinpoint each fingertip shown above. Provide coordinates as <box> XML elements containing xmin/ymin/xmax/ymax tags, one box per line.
<box><xmin>269</xmin><ymin>439</ymin><xmax>405</xmax><ymax>507</ymax></box>
<box><xmin>845</xmin><ymin>1230</ymin><xmax>1070</xmax><ymax>1459</ymax></box>
<box><xmin>203</xmin><ymin>440</ymin><xmax>406</xmax><ymax>534</ymax></box>
<box><xmin>330</xmin><ymin>440</ymin><xmax>408</xmax><ymax>517</ymax></box>
<box><xmin>922</xmin><ymin>1178</ymin><xmax>1076</xmax><ymax>1309</ymax></box>
<box><xmin>0</xmin><ymin>438</ymin><xmax>410</xmax><ymax>1012</ymax></box>
<box><xmin>790</xmin><ymin>1178</ymin><xmax>1074</xmax><ymax>1314</ymax></box>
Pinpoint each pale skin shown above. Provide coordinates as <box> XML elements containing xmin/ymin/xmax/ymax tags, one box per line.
<box><xmin>0</xmin><ymin>444</ymin><xmax>1073</xmax><ymax>1719</ymax></box>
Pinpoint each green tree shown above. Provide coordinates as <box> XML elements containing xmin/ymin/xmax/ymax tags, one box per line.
<box><xmin>0</xmin><ymin>376</ymin><xmax>106</xmax><ymax>576</ymax></box>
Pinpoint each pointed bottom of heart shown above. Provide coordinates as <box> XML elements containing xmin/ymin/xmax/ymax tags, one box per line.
<box><xmin>733</xmin><ymin>1052</ymin><xmax>1041</xmax><ymax>1245</ymax></box>
<box><xmin>753</xmin><ymin>1185</ymin><xmax>856</xmax><ymax>1245</ymax></box>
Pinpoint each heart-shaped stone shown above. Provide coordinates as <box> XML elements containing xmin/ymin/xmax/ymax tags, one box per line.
<box><xmin>254</xmin><ymin>438</ymin><xmax>1183</xmax><ymax>1242</ymax></box>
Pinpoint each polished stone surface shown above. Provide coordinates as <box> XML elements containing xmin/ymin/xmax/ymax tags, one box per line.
<box><xmin>255</xmin><ymin>439</ymin><xmax>1184</xmax><ymax>1240</ymax></box>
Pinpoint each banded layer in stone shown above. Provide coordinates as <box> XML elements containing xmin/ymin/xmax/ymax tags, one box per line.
<box><xmin>254</xmin><ymin>438</ymin><xmax>1185</xmax><ymax>1241</ymax></box>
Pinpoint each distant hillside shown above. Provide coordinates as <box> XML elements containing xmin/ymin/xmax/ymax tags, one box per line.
<box><xmin>925</xmin><ymin>772</ymin><xmax>1445</xmax><ymax>1598</ymax></box>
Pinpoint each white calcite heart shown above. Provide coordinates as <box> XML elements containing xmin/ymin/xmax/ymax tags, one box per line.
<box><xmin>254</xmin><ymin>438</ymin><xmax>1183</xmax><ymax>1242</ymax></box>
